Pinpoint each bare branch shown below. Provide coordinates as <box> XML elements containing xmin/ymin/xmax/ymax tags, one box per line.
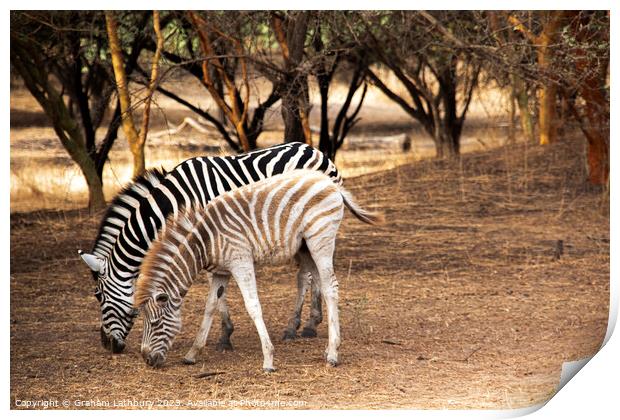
<box><xmin>138</xmin><ymin>11</ymin><xmax>164</xmax><ymax>152</ymax></box>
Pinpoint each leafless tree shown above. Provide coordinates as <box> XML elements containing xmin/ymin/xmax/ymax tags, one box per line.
<box><xmin>310</xmin><ymin>13</ymin><xmax>369</xmax><ymax>160</ymax></box>
<box><xmin>139</xmin><ymin>11</ymin><xmax>282</xmax><ymax>152</ymax></box>
<box><xmin>351</xmin><ymin>11</ymin><xmax>482</xmax><ymax>158</ymax></box>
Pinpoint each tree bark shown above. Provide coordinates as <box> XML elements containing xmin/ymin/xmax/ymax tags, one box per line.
<box><xmin>513</xmin><ymin>76</ymin><xmax>536</xmax><ymax>143</ymax></box>
<box><xmin>578</xmin><ymin>82</ymin><xmax>609</xmax><ymax>185</ymax></box>
<box><xmin>317</xmin><ymin>70</ymin><xmax>332</xmax><ymax>157</ymax></box>
<box><xmin>538</xmin><ymin>81</ymin><xmax>558</xmax><ymax>145</ymax></box>
<box><xmin>537</xmin><ymin>12</ymin><xmax>565</xmax><ymax>145</ymax></box>
<box><xmin>105</xmin><ymin>11</ymin><xmax>145</xmax><ymax>177</ymax></box>
<box><xmin>272</xmin><ymin>12</ymin><xmax>312</xmax><ymax>145</ymax></box>
<box><xmin>566</xmin><ymin>11</ymin><xmax>610</xmax><ymax>185</ymax></box>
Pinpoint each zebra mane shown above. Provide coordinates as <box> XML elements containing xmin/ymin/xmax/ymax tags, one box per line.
<box><xmin>92</xmin><ymin>167</ymin><xmax>168</xmax><ymax>257</ymax></box>
<box><xmin>134</xmin><ymin>207</ymin><xmax>202</xmax><ymax>308</ymax></box>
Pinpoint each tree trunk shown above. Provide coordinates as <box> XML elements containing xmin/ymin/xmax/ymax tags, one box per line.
<box><xmin>513</xmin><ymin>76</ymin><xmax>536</xmax><ymax>143</ymax></box>
<box><xmin>105</xmin><ymin>11</ymin><xmax>145</xmax><ymax>178</ymax></box>
<box><xmin>273</xmin><ymin>12</ymin><xmax>311</xmax><ymax>145</ymax></box>
<box><xmin>579</xmin><ymin>76</ymin><xmax>609</xmax><ymax>186</ymax></box>
<box><xmin>585</xmin><ymin>131</ymin><xmax>608</xmax><ymax>185</ymax></box>
<box><xmin>432</xmin><ymin>127</ymin><xmax>460</xmax><ymax>159</ymax></box>
<box><xmin>72</xmin><ymin>148</ymin><xmax>107</xmax><ymax>210</ymax></box>
<box><xmin>47</xmin><ymin>98</ymin><xmax>108</xmax><ymax>211</ymax></box>
<box><xmin>317</xmin><ymin>72</ymin><xmax>333</xmax><ymax>159</ymax></box>
<box><xmin>538</xmin><ymin>81</ymin><xmax>557</xmax><ymax>145</ymax></box>
<box><xmin>567</xmin><ymin>11</ymin><xmax>610</xmax><ymax>186</ymax></box>
<box><xmin>537</xmin><ymin>11</ymin><xmax>565</xmax><ymax>145</ymax></box>
<box><xmin>282</xmin><ymin>96</ymin><xmax>305</xmax><ymax>142</ymax></box>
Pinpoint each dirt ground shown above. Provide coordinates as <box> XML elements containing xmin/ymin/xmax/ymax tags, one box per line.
<box><xmin>10</xmin><ymin>135</ymin><xmax>609</xmax><ymax>409</ymax></box>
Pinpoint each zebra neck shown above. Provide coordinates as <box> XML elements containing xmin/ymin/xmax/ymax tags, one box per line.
<box><xmin>164</xmin><ymin>216</ymin><xmax>215</xmax><ymax>294</ymax></box>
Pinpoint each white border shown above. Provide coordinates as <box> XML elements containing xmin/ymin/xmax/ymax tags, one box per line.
<box><xmin>5</xmin><ymin>3</ymin><xmax>617</xmax><ymax>418</ymax></box>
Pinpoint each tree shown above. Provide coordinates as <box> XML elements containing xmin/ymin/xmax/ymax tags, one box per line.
<box><xmin>139</xmin><ymin>11</ymin><xmax>369</xmax><ymax>155</ymax></box>
<box><xmin>491</xmin><ymin>11</ymin><xmax>609</xmax><ymax>185</ymax></box>
<box><xmin>310</xmin><ymin>13</ymin><xmax>369</xmax><ymax>161</ymax></box>
<box><xmin>187</xmin><ymin>11</ymin><xmax>253</xmax><ymax>151</ymax></box>
<box><xmin>508</xmin><ymin>11</ymin><xmax>568</xmax><ymax>146</ymax></box>
<box><xmin>105</xmin><ymin>11</ymin><xmax>164</xmax><ymax>177</ymax></box>
<box><xmin>358</xmin><ymin>11</ymin><xmax>481</xmax><ymax>158</ymax></box>
<box><xmin>140</xmin><ymin>11</ymin><xmax>282</xmax><ymax>152</ymax></box>
<box><xmin>10</xmin><ymin>11</ymin><xmax>149</xmax><ymax>211</ymax></box>
<box><xmin>270</xmin><ymin>11</ymin><xmax>313</xmax><ymax>145</ymax></box>
<box><xmin>486</xmin><ymin>11</ymin><xmax>536</xmax><ymax>144</ymax></box>
<box><xmin>562</xmin><ymin>11</ymin><xmax>609</xmax><ymax>185</ymax></box>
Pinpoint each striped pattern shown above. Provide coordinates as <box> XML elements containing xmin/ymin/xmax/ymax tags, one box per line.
<box><xmin>136</xmin><ymin>171</ymin><xmax>343</xmax><ymax>302</ymax></box>
<box><xmin>135</xmin><ymin>170</ymin><xmax>383</xmax><ymax>370</ymax></box>
<box><xmin>86</xmin><ymin>142</ymin><xmax>341</xmax><ymax>349</ymax></box>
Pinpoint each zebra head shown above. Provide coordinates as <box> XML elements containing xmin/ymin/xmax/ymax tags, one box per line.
<box><xmin>138</xmin><ymin>291</ymin><xmax>183</xmax><ymax>368</ymax></box>
<box><xmin>79</xmin><ymin>250</ymin><xmax>138</xmax><ymax>354</ymax></box>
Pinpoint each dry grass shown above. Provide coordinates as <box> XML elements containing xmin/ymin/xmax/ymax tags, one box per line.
<box><xmin>10</xmin><ymin>136</ymin><xmax>608</xmax><ymax>409</ymax></box>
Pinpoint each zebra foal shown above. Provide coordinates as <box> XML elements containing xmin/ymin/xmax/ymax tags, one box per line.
<box><xmin>135</xmin><ymin>170</ymin><xmax>383</xmax><ymax>371</ymax></box>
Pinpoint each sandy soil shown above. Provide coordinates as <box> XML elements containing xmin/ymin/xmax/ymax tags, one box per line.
<box><xmin>10</xmin><ymin>136</ymin><xmax>609</xmax><ymax>409</ymax></box>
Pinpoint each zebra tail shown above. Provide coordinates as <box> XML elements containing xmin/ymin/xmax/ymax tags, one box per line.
<box><xmin>340</xmin><ymin>188</ymin><xmax>385</xmax><ymax>225</ymax></box>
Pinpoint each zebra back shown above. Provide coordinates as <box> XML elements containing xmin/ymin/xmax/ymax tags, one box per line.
<box><xmin>92</xmin><ymin>142</ymin><xmax>341</xmax><ymax>276</ymax></box>
<box><xmin>134</xmin><ymin>170</ymin><xmax>342</xmax><ymax>308</ymax></box>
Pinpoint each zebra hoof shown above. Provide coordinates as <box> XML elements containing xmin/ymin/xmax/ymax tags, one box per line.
<box><xmin>282</xmin><ymin>329</ymin><xmax>297</xmax><ymax>341</ymax></box>
<box><xmin>326</xmin><ymin>357</ymin><xmax>339</xmax><ymax>367</ymax></box>
<box><xmin>215</xmin><ymin>341</ymin><xmax>233</xmax><ymax>352</ymax></box>
<box><xmin>182</xmin><ymin>357</ymin><xmax>196</xmax><ymax>365</ymax></box>
<box><xmin>263</xmin><ymin>367</ymin><xmax>277</xmax><ymax>373</ymax></box>
<box><xmin>300</xmin><ymin>327</ymin><xmax>317</xmax><ymax>338</ymax></box>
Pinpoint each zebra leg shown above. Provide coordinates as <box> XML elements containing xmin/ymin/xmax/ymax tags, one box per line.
<box><xmin>282</xmin><ymin>254</ymin><xmax>311</xmax><ymax>340</ymax></box>
<box><xmin>300</xmin><ymin>251</ymin><xmax>323</xmax><ymax>338</ymax></box>
<box><xmin>306</xmin><ymin>236</ymin><xmax>341</xmax><ymax>367</ymax></box>
<box><xmin>215</xmin><ymin>289</ymin><xmax>234</xmax><ymax>352</ymax></box>
<box><xmin>230</xmin><ymin>262</ymin><xmax>275</xmax><ymax>373</ymax></box>
<box><xmin>183</xmin><ymin>273</ymin><xmax>228</xmax><ymax>364</ymax></box>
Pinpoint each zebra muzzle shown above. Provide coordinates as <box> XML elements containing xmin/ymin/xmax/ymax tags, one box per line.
<box><xmin>100</xmin><ymin>327</ymin><xmax>112</xmax><ymax>351</ymax></box>
<box><xmin>111</xmin><ymin>337</ymin><xmax>126</xmax><ymax>354</ymax></box>
<box><xmin>145</xmin><ymin>352</ymin><xmax>166</xmax><ymax>368</ymax></box>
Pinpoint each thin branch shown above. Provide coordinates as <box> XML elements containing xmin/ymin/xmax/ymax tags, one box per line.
<box><xmin>417</xmin><ymin>11</ymin><xmax>467</xmax><ymax>49</ymax></box>
<box><xmin>137</xmin><ymin>10</ymin><xmax>164</xmax><ymax>149</ymax></box>
<box><xmin>366</xmin><ymin>68</ymin><xmax>426</xmax><ymax>124</ymax></box>
<box><xmin>459</xmin><ymin>64</ymin><xmax>481</xmax><ymax>121</ymax></box>
<box><xmin>134</xmin><ymin>65</ymin><xmax>241</xmax><ymax>152</ymax></box>
<box><xmin>507</xmin><ymin>15</ymin><xmax>539</xmax><ymax>44</ymax></box>
<box><xmin>271</xmin><ymin>13</ymin><xmax>290</xmax><ymax>62</ymax></box>
<box><xmin>339</xmin><ymin>82</ymin><xmax>368</xmax><ymax>146</ymax></box>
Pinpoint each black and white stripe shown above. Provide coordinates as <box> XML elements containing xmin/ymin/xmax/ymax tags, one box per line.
<box><xmin>80</xmin><ymin>142</ymin><xmax>342</xmax><ymax>352</ymax></box>
<box><xmin>135</xmin><ymin>170</ymin><xmax>384</xmax><ymax>370</ymax></box>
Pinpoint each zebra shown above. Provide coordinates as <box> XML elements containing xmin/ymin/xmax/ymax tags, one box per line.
<box><xmin>135</xmin><ymin>169</ymin><xmax>384</xmax><ymax>370</ymax></box>
<box><xmin>78</xmin><ymin>142</ymin><xmax>342</xmax><ymax>354</ymax></box>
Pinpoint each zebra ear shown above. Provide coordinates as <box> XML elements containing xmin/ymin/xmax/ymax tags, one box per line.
<box><xmin>78</xmin><ymin>250</ymin><xmax>104</xmax><ymax>273</ymax></box>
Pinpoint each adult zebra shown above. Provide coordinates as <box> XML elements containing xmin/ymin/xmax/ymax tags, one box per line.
<box><xmin>79</xmin><ymin>142</ymin><xmax>342</xmax><ymax>354</ymax></box>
